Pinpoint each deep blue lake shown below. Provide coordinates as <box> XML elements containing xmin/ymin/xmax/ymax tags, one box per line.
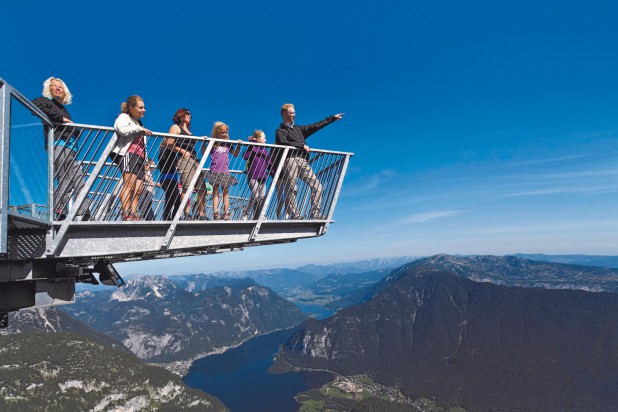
<box><xmin>293</xmin><ymin>303</ymin><xmax>335</xmax><ymax>319</ymax></box>
<box><xmin>183</xmin><ymin>328</ymin><xmax>334</xmax><ymax>412</ymax></box>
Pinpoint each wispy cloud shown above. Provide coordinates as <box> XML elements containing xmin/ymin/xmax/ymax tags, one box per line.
<box><xmin>401</xmin><ymin>210</ymin><xmax>460</xmax><ymax>224</ymax></box>
<box><xmin>11</xmin><ymin>122</ymin><xmax>42</xmax><ymax>129</ymax></box>
<box><xmin>344</xmin><ymin>168</ymin><xmax>397</xmax><ymax>196</ymax></box>
<box><xmin>504</xmin><ymin>154</ymin><xmax>589</xmax><ymax>167</ymax></box>
<box><xmin>11</xmin><ymin>159</ymin><xmax>33</xmax><ymax>204</ymax></box>
<box><xmin>365</xmin><ymin>168</ymin><xmax>396</xmax><ymax>189</ymax></box>
<box><xmin>501</xmin><ymin>185</ymin><xmax>618</xmax><ymax>198</ymax></box>
<box><xmin>470</xmin><ymin>219</ymin><xmax>618</xmax><ymax>236</ymax></box>
<box><xmin>495</xmin><ymin>168</ymin><xmax>618</xmax><ymax>181</ymax></box>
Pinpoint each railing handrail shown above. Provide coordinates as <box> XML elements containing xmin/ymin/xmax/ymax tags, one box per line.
<box><xmin>0</xmin><ymin>78</ymin><xmax>54</xmax><ymax>128</ymax></box>
<box><xmin>2</xmin><ymin>78</ymin><xmax>353</xmax><ymax>263</ymax></box>
<box><xmin>65</xmin><ymin>122</ymin><xmax>354</xmax><ymax>156</ymax></box>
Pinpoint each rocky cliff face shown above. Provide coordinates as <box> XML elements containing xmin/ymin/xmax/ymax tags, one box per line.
<box><xmin>0</xmin><ymin>306</ymin><xmax>128</xmax><ymax>352</ymax></box>
<box><xmin>0</xmin><ymin>333</ymin><xmax>226</xmax><ymax>411</ymax></box>
<box><xmin>62</xmin><ymin>275</ymin><xmax>307</xmax><ymax>364</ymax></box>
<box><xmin>274</xmin><ymin>258</ymin><xmax>618</xmax><ymax>411</ymax></box>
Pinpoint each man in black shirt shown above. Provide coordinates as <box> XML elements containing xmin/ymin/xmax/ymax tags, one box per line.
<box><xmin>32</xmin><ymin>77</ymin><xmax>90</xmax><ymax>220</ymax></box>
<box><xmin>275</xmin><ymin>103</ymin><xmax>343</xmax><ymax>219</ymax></box>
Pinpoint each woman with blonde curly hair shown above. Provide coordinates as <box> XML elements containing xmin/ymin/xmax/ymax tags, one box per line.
<box><xmin>32</xmin><ymin>77</ymin><xmax>91</xmax><ymax>220</ymax></box>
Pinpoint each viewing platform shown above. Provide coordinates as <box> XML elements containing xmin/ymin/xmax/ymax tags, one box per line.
<box><xmin>0</xmin><ymin>78</ymin><xmax>353</xmax><ymax>318</ymax></box>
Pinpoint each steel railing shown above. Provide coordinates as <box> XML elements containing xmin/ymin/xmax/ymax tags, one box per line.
<box><xmin>1</xmin><ymin>77</ymin><xmax>353</xmax><ymax>260</ymax></box>
<box><xmin>1</xmin><ymin>78</ymin><xmax>54</xmax><ymax>254</ymax></box>
<box><xmin>47</xmin><ymin>123</ymin><xmax>352</xmax><ymax>226</ymax></box>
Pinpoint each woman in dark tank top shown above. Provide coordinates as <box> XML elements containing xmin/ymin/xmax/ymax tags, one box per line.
<box><xmin>176</xmin><ymin>126</ymin><xmax>198</xmax><ymax>157</ymax></box>
<box><xmin>157</xmin><ymin>139</ymin><xmax>181</xmax><ymax>220</ymax></box>
<box><xmin>164</xmin><ymin>108</ymin><xmax>207</xmax><ymax>219</ymax></box>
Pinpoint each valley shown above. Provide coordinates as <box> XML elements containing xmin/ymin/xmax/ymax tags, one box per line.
<box><xmin>2</xmin><ymin>254</ymin><xmax>617</xmax><ymax>411</ymax></box>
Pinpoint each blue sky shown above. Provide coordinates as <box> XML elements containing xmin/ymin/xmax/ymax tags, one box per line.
<box><xmin>3</xmin><ymin>1</ymin><xmax>618</xmax><ymax>273</ymax></box>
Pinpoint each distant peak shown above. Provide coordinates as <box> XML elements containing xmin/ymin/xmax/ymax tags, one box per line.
<box><xmin>111</xmin><ymin>275</ymin><xmax>179</xmax><ymax>302</ymax></box>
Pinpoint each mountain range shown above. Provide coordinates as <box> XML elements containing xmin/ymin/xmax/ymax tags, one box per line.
<box><xmin>295</xmin><ymin>256</ymin><xmax>418</xmax><ymax>276</ymax></box>
<box><xmin>2</xmin><ymin>273</ymin><xmax>309</xmax><ymax>411</ymax></box>
<box><xmin>0</xmin><ymin>333</ymin><xmax>226</xmax><ymax>411</ymax></box>
<box><xmin>297</xmin><ymin>253</ymin><xmax>618</xmax><ymax>311</ymax></box>
<box><xmin>4</xmin><ymin>254</ymin><xmax>618</xmax><ymax>411</ymax></box>
<box><xmin>362</xmin><ymin>254</ymin><xmax>618</xmax><ymax>301</ymax></box>
<box><xmin>273</xmin><ymin>255</ymin><xmax>618</xmax><ymax>411</ymax></box>
<box><xmin>62</xmin><ymin>275</ymin><xmax>306</xmax><ymax>368</ymax></box>
<box><xmin>0</xmin><ymin>306</ymin><xmax>129</xmax><ymax>352</ymax></box>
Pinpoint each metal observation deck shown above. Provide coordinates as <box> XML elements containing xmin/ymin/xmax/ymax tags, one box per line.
<box><xmin>0</xmin><ymin>78</ymin><xmax>352</xmax><ymax>320</ymax></box>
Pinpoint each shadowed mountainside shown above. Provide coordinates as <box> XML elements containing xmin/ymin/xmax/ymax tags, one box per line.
<box><xmin>274</xmin><ymin>257</ymin><xmax>618</xmax><ymax>411</ymax></box>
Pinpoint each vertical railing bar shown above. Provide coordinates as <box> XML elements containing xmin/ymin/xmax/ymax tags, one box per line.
<box><xmin>63</xmin><ymin>126</ymin><xmax>108</xmax><ymax>221</ymax></box>
<box><xmin>77</xmin><ymin>127</ymin><xmax>102</xmax><ymax>180</ymax></box>
<box><xmin>326</xmin><ymin>155</ymin><xmax>342</xmax><ymax>214</ymax></box>
<box><xmin>276</xmin><ymin>148</ymin><xmax>290</xmax><ymax>219</ymax></box>
<box><xmin>150</xmin><ymin>142</ymin><xmax>163</xmax><ymax>221</ymax></box>
<box><xmin>49</xmin><ymin>132</ymin><xmax>120</xmax><ymax>254</ymax></box>
<box><xmin>318</xmin><ymin>154</ymin><xmax>338</xmax><ymax>217</ymax></box>
<box><xmin>275</xmin><ymin>146</ymin><xmax>289</xmax><ymax>219</ymax></box>
<box><xmin>136</xmin><ymin>136</ymin><xmax>155</xmax><ymax>220</ymax></box>
<box><xmin>98</xmin><ymin>168</ymin><xmax>121</xmax><ymax>221</ymax></box>
<box><xmin>295</xmin><ymin>152</ymin><xmax>313</xmax><ymax>218</ymax></box>
<box><xmin>249</xmin><ymin>146</ymin><xmax>290</xmax><ymax>241</ymax></box>
<box><xmin>312</xmin><ymin>152</ymin><xmax>328</xmax><ymax>218</ymax></box>
<box><xmin>161</xmin><ymin>137</ymin><xmax>212</xmax><ymax>248</ymax></box>
<box><xmin>60</xmin><ymin>126</ymin><xmax>86</xmax><ymax>219</ymax></box>
<box><xmin>323</xmin><ymin>155</ymin><xmax>341</xmax><ymax>216</ymax></box>
<box><xmin>312</xmin><ymin>152</ymin><xmax>329</xmax><ymax>218</ymax></box>
<box><xmin>322</xmin><ymin>154</ymin><xmax>352</xmax><ymax>234</ymax></box>
<box><xmin>83</xmin><ymin>129</ymin><xmax>113</xmax><ymax>220</ymax></box>
<box><xmin>312</xmin><ymin>151</ymin><xmax>328</xmax><ymax>217</ymax></box>
<box><xmin>0</xmin><ymin>81</ymin><xmax>11</xmax><ymax>254</ymax></box>
<box><xmin>229</xmin><ymin>146</ymin><xmax>243</xmax><ymax>219</ymax></box>
<box><xmin>97</xmin><ymin>131</ymin><xmax>122</xmax><ymax>221</ymax></box>
<box><xmin>47</xmin><ymin>127</ymin><xmax>55</xmax><ymax>222</ymax></box>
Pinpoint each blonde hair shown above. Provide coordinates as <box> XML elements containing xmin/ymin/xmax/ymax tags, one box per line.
<box><xmin>42</xmin><ymin>77</ymin><xmax>72</xmax><ymax>105</ymax></box>
<box><xmin>211</xmin><ymin>121</ymin><xmax>229</xmax><ymax>140</ymax></box>
<box><xmin>250</xmin><ymin>130</ymin><xmax>265</xmax><ymax>142</ymax></box>
<box><xmin>280</xmin><ymin>103</ymin><xmax>294</xmax><ymax>115</ymax></box>
<box><xmin>120</xmin><ymin>95</ymin><xmax>143</xmax><ymax>114</ymax></box>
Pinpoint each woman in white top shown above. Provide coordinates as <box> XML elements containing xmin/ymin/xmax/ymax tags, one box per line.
<box><xmin>112</xmin><ymin>95</ymin><xmax>152</xmax><ymax>220</ymax></box>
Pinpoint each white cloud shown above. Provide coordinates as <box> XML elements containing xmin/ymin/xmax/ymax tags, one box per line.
<box><xmin>504</xmin><ymin>154</ymin><xmax>589</xmax><ymax>167</ymax></box>
<box><xmin>501</xmin><ymin>185</ymin><xmax>618</xmax><ymax>198</ymax></box>
<box><xmin>11</xmin><ymin>159</ymin><xmax>33</xmax><ymax>204</ymax></box>
<box><xmin>511</xmin><ymin>168</ymin><xmax>618</xmax><ymax>180</ymax></box>
<box><xmin>469</xmin><ymin>219</ymin><xmax>618</xmax><ymax>236</ymax></box>
<box><xmin>11</xmin><ymin>122</ymin><xmax>42</xmax><ymax>129</ymax></box>
<box><xmin>344</xmin><ymin>168</ymin><xmax>396</xmax><ymax>196</ymax></box>
<box><xmin>401</xmin><ymin>210</ymin><xmax>460</xmax><ymax>224</ymax></box>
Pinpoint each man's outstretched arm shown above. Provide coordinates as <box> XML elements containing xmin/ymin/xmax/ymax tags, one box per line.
<box><xmin>300</xmin><ymin>113</ymin><xmax>344</xmax><ymax>140</ymax></box>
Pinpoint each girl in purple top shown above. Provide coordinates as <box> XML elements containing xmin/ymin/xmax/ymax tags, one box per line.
<box><xmin>242</xmin><ymin>130</ymin><xmax>272</xmax><ymax>220</ymax></box>
<box><xmin>208</xmin><ymin>122</ymin><xmax>241</xmax><ymax>220</ymax></box>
